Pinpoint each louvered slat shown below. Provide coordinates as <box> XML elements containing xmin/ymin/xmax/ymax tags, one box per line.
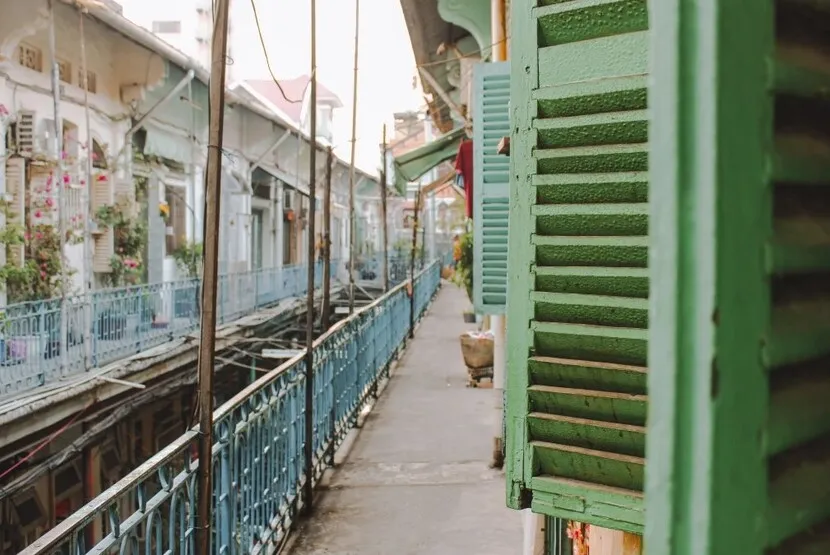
<box><xmin>92</xmin><ymin>174</ymin><xmax>114</xmax><ymax>273</ymax></box>
<box><xmin>473</xmin><ymin>61</ymin><xmax>510</xmax><ymax>313</ymax></box>
<box><xmin>4</xmin><ymin>157</ymin><xmax>26</xmax><ymax>266</ymax></box>
<box><xmin>646</xmin><ymin>1</ymin><xmax>830</xmax><ymax>552</ymax></box>
<box><xmin>505</xmin><ymin>0</ymin><xmax>649</xmax><ymax>533</ymax></box>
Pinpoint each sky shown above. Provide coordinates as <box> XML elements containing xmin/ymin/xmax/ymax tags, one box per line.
<box><xmin>229</xmin><ymin>0</ymin><xmax>422</xmax><ymax>174</ymax></box>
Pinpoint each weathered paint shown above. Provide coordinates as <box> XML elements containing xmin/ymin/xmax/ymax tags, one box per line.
<box><xmin>647</xmin><ymin>1</ymin><xmax>830</xmax><ymax>554</ymax></box>
<box><xmin>506</xmin><ymin>0</ymin><xmax>649</xmax><ymax>533</ymax></box>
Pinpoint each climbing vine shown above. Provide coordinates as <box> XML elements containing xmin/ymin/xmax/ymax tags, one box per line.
<box><xmin>95</xmin><ymin>197</ymin><xmax>147</xmax><ymax>288</ymax></box>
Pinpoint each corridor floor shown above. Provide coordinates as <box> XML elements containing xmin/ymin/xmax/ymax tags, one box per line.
<box><xmin>289</xmin><ymin>284</ymin><xmax>523</xmax><ymax>555</ymax></box>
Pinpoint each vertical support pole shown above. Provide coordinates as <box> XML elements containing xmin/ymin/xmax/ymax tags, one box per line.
<box><xmin>79</xmin><ymin>9</ymin><xmax>95</xmax><ymax>371</ymax></box>
<box><xmin>48</xmin><ymin>0</ymin><xmax>68</xmax><ymax>377</ymax></box>
<box><xmin>321</xmin><ymin>147</ymin><xmax>333</xmax><ymax>329</ymax></box>
<box><xmin>491</xmin><ymin>0</ymin><xmax>507</xmax><ymax>62</ymax></box>
<box><xmin>408</xmin><ymin>190</ymin><xmax>421</xmax><ymax>339</ymax></box>
<box><xmin>491</xmin><ymin>314</ymin><xmax>506</xmax><ymax>469</ymax></box>
<box><xmin>195</xmin><ymin>0</ymin><xmax>230</xmax><ymax>552</ymax></box>
<box><xmin>347</xmin><ymin>0</ymin><xmax>361</xmax><ymax>314</ymax></box>
<box><xmin>380</xmin><ymin>124</ymin><xmax>389</xmax><ymax>292</ymax></box>
<box><xmin>276</xmin><ymin>180</ymin><xmax>284</xmax><ymax>276</ymax></box>
<box><xmin>0</xmin><ymin>115</ymin><xmax>6</xmax><ymax>308</ymax></box>
<box><xmin>428</xmin><ymin>191</ymin><xmax>436</xmax><ymax>261</ymax></box>
<box><xmin>303</xmin><ymin>0</ymin><xmax>318</xmax><ymax>516</ymax></box>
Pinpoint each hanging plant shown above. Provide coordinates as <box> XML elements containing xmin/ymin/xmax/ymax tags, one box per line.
<box><xmin>158</xmin><ymin>202</ymin><xmax>170</xmax><ymax>222</ymax></box>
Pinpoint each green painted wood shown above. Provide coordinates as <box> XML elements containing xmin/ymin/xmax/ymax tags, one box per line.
<box><xmin>473</xmin><ymin>61</ymin><xmax>511</xmax><ymax>314</ymax></box>
<box><xmin>646</xmin><ymin>1</ymin><xmax>830</xmax><ymax>554</ymax></box>
<box><xmin>505</xmin><ymin>0</ymin><xmax>649</xmax><ymax>531</ymax></box>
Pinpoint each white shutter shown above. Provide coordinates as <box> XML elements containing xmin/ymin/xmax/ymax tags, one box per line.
<box><xmin>15</xmin><ymin>110</ymin><xmax>35</xmax><ymax>158</ymax></box>
<box><xmin>92</xmin><ymin>174</ymin><xmax>114</xmax><ymax>273</ymax></box>
<box><xmin>113</xmin><ymin>176</ymin><xmax>133</xmax><ymax>206</ymax></box>
<box><xmin>5</xmin><ymin>157</ymin><xmax>26</xmax><ymax>266</ymax></box>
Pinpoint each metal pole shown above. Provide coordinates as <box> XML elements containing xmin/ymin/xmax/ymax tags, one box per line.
<box><xmin>195</xmin><ymin>0</ymin><xmax>230</xmax><ymax>552</ymax></box>
<box><xmin>347</xmin><ymin>0</ymin><xmax>361</xmax><ymax>314</ymax></box>
<box><xmin>321</xmin><ymin>146</ymin><xmax>333</xmax><ymax>329</ymax></box>
<box><xmin>381</xmin><ymin>125</ymin><xmax>389</xmax><ymax>292</ymax></box>
<box><xmin>79</xmin><ymin>9</ymin><xmax>94</xmax><ymax>371</ymax></box>
<box><xmin>303</xmin><ymin>0</ymin><xmax>318</xmax><ymax>516</ymax></box>
<box><xmin>48</xmin><ymin>0</ymin><xmax>68</xmax><ymax>377</ymax></box>
<box><xmin>408</xmin><ymin>189</ymin><xmax>421</xmax><ymax>339</ymax></box>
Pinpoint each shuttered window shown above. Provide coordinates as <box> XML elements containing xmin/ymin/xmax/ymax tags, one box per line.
<box><xmin>4</xmin><ymin>157</ymin><xmax>26</xmax><ymax>266</ymax></box>
<box><xmin>505</xmin><ymin>0</ymin><xmax>649</xmax><ymax>534</ymax></box>
<box><xmin>473</xmin><ymin>61</ymin><xmax>510</xmax><ymax>314</ymax></box>
<box><xmin>92</xmin><ymin>174</ymin><xmax>114</xmax><ymax>273</ymax></box>
<box><xmin>648</xmin><ymin>2</ymin><xmax>830</xmax><ymax>553</ymax></box>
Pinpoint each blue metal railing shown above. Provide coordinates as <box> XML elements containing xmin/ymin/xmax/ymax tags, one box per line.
<box><xmin>0</xmin><ymin>261</ymin><xmax>339</xmax><ymax>398</ymax></box>
<box><xmin>21</xmin><ymin>259</ymin><xmax>442</xmax><ymax>555</ymax></box>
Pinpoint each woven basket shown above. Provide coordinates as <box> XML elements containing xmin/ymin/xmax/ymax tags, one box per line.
<box><xmin>459</xmin><ymin>333</ymin><xmax>494</xmax><ymax>369</ymax></box>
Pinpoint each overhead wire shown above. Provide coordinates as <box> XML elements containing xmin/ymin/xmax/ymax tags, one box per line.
<box><xmin>249</xmin><ymin>0</ymin><xmax>307</xmax><ymax>104</ymax></box>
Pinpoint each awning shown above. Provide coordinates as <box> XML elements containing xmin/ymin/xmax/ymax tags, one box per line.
<box><xmin>142</xmin><ymin>122</ymin><xmax>193</xmax><ymax>165</ymax></box>
<box><xmin>393</xmin><ymin>127</ymin><xmax>466</xmax><ymax>195</ymax></box>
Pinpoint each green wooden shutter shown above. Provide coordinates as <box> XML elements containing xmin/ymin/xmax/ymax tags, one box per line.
<box><xmin>473</xmin><ymin>61</ymin><xmax>511</xmax><ymax>314</ymax></box>
<box><xmin>648</xmin><ymin>2</ymin><xmax>830</xmax><ymax>554</ymax></box>
<box><xmin>505</xmin><ymin>0</ymin><xmax>649</xmax><ymax>533</ymax></box>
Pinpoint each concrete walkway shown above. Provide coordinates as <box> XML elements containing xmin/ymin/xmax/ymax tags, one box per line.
<box><xmin>290</xmin><ymin>284</ymin><xmax>523</xmax><ymax>555</ymax></box>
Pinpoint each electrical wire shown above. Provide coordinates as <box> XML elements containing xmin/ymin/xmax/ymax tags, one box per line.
<box><xmin>249</xmin><ymin>0</ymin><xmax>306</xmax><ymax>105</ymax></box>
<box><xmin>0</xmin><ymin>401</ymin><xmax>92</xmax><ymax>483</ymax></box>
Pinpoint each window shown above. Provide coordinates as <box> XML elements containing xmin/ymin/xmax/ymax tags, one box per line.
<box><xmin>17</xmin><ymin>43</ymin><xmax>42</xmax><ymax>72</ymax></box>
<box><xmin>78</xmin><ymin>68</ymin><xmax>97</xmax><ymax>94</ymax></box>
<box><xmin>152</xmin><ymin>20</ymin><xmax>181</xmax><ymax>34</ymax></box>
<box><xmin>57</xmin><ymin>59</ymin><xmax>71</xmax><ymax>83</ymax></box>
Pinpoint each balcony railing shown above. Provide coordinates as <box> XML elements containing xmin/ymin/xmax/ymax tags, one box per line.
<box><xmin>20</xmin><ymin>259</ymin><xmax>442</xmax><ymax>555</ymax></box>
<box><xmin>0</xmin><ymin>261</ymin><xmax>339</xmax><ymax>398</ymax></box>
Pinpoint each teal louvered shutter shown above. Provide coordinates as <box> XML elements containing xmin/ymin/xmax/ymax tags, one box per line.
<box><xmin>505</xmin><ymin>0</ymin><xmax>650</xmax><ymax>534</ymax></box>
<box><xmin>472</xmin><ymin>61</ymin><xmax>511</xmax><ymax>314</ymax></box>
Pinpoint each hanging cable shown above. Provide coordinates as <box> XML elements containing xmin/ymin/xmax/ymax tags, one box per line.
<box><xmin>249</xmin><ymin>0</ymin><xmax>306</xmax><ymax>104</ymax></box>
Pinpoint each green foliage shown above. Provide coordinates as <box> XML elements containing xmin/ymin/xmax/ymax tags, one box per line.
<box><xmin>172</xmin><ymin>241</ymin><xmax>203</xmax><ymax>278</ymax></box>
<box><xmin>95</xmin><ymin>202</ymin><xmax>147</xmax><ymax>287</ymax></box>
<box><xmin>454</xmin><ymin>231</ymin><xmax>473</xmax><ymax>303</ymax></box>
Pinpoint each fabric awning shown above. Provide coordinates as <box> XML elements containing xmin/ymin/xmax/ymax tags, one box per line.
<box><xmin>393</xmin><ymin>127</ymin><xmax>466</xmax><ymax>194</ymax></box>
<box><xmin>143</xmin><ymin>122</ymin><xmax>193</xmax><ymax>165</ymax></box>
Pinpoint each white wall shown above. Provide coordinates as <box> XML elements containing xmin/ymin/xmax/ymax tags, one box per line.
<box><xmin>0</xmin><ymin>0</ymin><xmax>165</xmax><ymax>293</ymax></box>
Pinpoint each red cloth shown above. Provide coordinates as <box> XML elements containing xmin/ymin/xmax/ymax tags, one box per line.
<box><xmin>455</xmin><ymin>140</ymin><xmax>474</xmax><ymax>218</ymax></box>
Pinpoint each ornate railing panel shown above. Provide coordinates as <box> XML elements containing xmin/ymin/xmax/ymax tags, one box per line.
<box><xmin>0</xmin><ymin>261</ymin><xmax>337</xmax><ymax>398</ymax></box>
<box><xmin>20</xmin><ymin>260</ymin><xmax>442</xmax><ymax>555</ymax></box>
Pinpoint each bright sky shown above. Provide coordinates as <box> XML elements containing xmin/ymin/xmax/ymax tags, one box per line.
<box><xmin>230</xmin><ymin>0</ymin><xmax>423</xmax><ymax>174</ymax></box>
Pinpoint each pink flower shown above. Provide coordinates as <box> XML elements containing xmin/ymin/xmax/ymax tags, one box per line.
<box><xmin>45</xmin><ymin>197</ymin><xmax>54</xmax><ymax>208</ymax></box>
<box><xmin>40</xmin><ymin>271</ymin><xmax>46</xmax><ymax>279</ymax></box>
<box><xmin>61</xmin><ymin>151</ymin><xmax>67</xmax><ymax>160</ymax></box>
<box><xmin>45</xmin><ymin>184</ymin><xmax>52</xmax><ymax>193</ymax></box>
<box><xmin>46</xmin><ymin>176</ymin><xmax>53</xmax><ymax>186</ymax></box>
<box><xmin>34</xmin><ymin>210</ymin><xmax>42</xmax><ymax>219</ymax></box>
<box><xmin>96</xmin><ymin>174</ymin><xmax>107</xmax><ymax>182</ymax></box>
<box><xmin>35</xmin><ymin>231</ymin><xmax>43</xmax><ymax>239</ymax></box>
<box><xmin>80</xmin><ymin>179</ymin><xmax>86</xmax><ymax>185</ymax></box>
<box><xmin>63</xmin><ymin>174</ymin><xmax>70</xmax><ymax>184</ymax></box>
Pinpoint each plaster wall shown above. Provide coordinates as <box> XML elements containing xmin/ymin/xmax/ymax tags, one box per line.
<box><xmin>0</xmin><ymin>0</ymin><xmax>165</xmax><ymax>293</ymax></box>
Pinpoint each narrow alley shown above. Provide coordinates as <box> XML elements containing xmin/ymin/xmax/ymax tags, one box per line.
<box><xmin>289</xmin><ymin>285</ymin><xmax>523</xmax><ymax>555</ymax></box>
